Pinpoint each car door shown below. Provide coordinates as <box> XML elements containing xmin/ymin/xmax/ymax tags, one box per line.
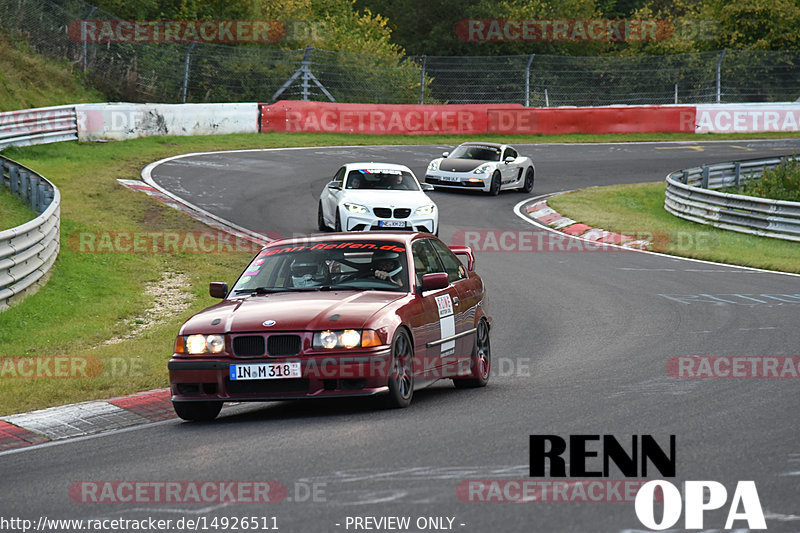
<box><xmin>500</xmin><ymin>146</ymin><xmax>521</xmax><ymax>186</ymax></box>
<box><xmin>428</xmin><ymin>238</ymin><xmax>477</xmax><ymax>363</ymax></box>
<box><xmin>323</xmin><ymin>166</ymin><xmax>346</xmax><ymax>225</ymax></box>
<box><xmin>409</xmin><ymin>239</ymin><xmax>461</xmax><ymax>378</ymax></box>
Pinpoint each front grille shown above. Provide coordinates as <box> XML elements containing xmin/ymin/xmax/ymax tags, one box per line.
<box><xmin>227</xmin><ymin>378</ymin><xmax>309</xmax><ymax>395</ymax></box>
<box><xmin>373</xmin><ymin>207</ymin><xmax>392</xmax><ymax>218</ymax></box>
<box><xmin>394</xmin><ymin>208</ymin><xmax>411</xmax><ymax>219</ymax></box>
<box><xmin>267</xmin><ymin>335</ymin><xmax>302</xmax><ymax>356</ymax></box>
<box><xmin>233</xmin><ymin>335</ymin><xmax>265</xmax><ymax>357</ymax></box>
<box><xmin>369</xmin><ymin>225</ymin><xmax>412</xmax><ymax>231</ymax></box>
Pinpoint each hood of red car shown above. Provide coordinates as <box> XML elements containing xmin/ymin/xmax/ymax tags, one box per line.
<box><xmin>181</xmin><ymin>290</ymin><xmax>405</xmax><ymax>334</ymax></box>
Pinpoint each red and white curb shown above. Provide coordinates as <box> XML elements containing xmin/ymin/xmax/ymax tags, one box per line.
<box><xmin>523</xmin><ymin>197</ymin><xmax>652</xmax><ymax>249</ymax></box>
<box><xmin>0</xmin><ymin>171</ymin><xmax>272</xmax><ymax>453</ymax></box>
<box><xmin>0</xmin><ymin>389</ymin><xmax>174</xmax><ymax>451</ymax></box>
<box><xmin>117</xmin><ymin>179</ymin><xmax>272</xmax><ymax>248</ymax></box>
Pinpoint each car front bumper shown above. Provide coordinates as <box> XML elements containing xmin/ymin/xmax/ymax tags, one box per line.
<box><xmin>343</xmin><ymin>213</ymin><xmax>436</xmax><ymax>234</ymax></box>
<box><xmin>169</xmin><ymin>349</ymin><xmax>395</xmax><ymax>402</ymax></box>
<box><xmin>425</xmin><ymin>171</ymin><xmax>490</xmax><ymax>191</ymax></box>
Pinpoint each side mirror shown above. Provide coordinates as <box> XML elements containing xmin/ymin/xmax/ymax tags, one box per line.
<box><xmin>504</xmin><ymin>156</ymin><xmax>515</xmax><ymax>164</ymax></box>
<box><xmin>421</xmin><ymin>272</ymin><xmax>449</xmax><ymax>291</ymax></box>
<box><xmin>421</xmin><ymin>183</ymin><xmax>435</xmax><ymax>191</ymax></box>
<box><xmin>209</xmin><ymin>282</ymin><xmax>228</xmax><ymax>298</ymax></box>
<box><xmin>327</xmin><ymin>181</ymin><xmax>341</xmax><ymax>190</ymax></box>
<box><xmin>442</xmin><ymin>151</ymin><xmax>450</xmax><ymax>157</ymax></box>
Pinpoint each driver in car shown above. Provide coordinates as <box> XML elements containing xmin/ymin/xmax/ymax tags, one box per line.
<box><xmin>290</xmin><ymin>256</ymin><xmax>328</xmax><ymax>288</ymax></box>
<box><xmin>371</xmin><ymin>252</ymin><xmax>404</xmax><ymax>286</ymax></box>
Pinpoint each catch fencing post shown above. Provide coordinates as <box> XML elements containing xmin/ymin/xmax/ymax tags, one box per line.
<box><xmin>182</xmin><ymin>42</ymin><xmax>196</xmax><ymax>103</ymax></box>
<box><xmin>716</xmin><ymin>50</ymin><xmax>726</xmax><ymax>103</ymax></box>
<box><xmin>525</xmin><ymin>54</ymin><xmax>534</xmax><ymax>107</ymax></box>
<box><xmin>419</xmin><ymin>56</ymin><xmax>426</xmax><ymax>105</ymax></box>
<box><xmin>81</xmin><ymin>6</ymin><xmax>97</xmax><ymax>72</ymax></box>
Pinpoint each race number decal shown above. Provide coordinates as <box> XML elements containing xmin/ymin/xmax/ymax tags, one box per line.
<box><xmin>435</xmin><ymin>294</ymin><xmax>456</xmax><ymax>354</ymax></box>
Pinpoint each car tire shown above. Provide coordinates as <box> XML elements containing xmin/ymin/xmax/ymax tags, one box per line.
<box><xmin>518</xmin><ymin>167</ymin><xmax>534</xmax><ymax>193</ymax></box>
<box><xmin>334</xmin><ymin>208</ymin><xmax>342</xmax><ymax>232</ymax></box>
<box><xmin>488</xmin><ymin>171</ymin><xmax>501</xmax><ymax>196</ymax></box>
<box><xmin>173</xmin><ymin>401</ymin><xmax>222</xmax><ymax>422</ymax></box>
<box><xmin>317</xmin><ymin>201</ymin><xmax>328</xmax><ymax>231</ymax></box>
<box><xmin>385</xmin><ymin>328</ymin><xmax>414</xmax><ymax>408</ymax></box>
<box><xmin>454</xmin><ymin>318</ymin><xmax>491</xmax><ymax>389</ymax></box>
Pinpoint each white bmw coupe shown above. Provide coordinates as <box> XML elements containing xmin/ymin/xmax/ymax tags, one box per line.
<box><xmin>318</xmin><ymin>162</ymin><xmax>439</xmax><ymax>235</ymax></box>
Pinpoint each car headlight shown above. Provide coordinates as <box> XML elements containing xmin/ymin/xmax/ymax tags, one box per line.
<box><xmin>427</xmin><ymin>159</ymin><xmax>440</xmax><ymax>172</ymax></box>
<box><xmin>344</xmin><ymin>202</ymin><xmax>368</xmax><ymax>214</ymax></box>
<box><xmin>415</xmin><ymin>204</ymin><xmax>435</xmax><ymax>216</ymax></box>
<box><xmin>176</xmin><ymin>334</ymin><xmax>225</xmax><ymax>355</ymax></box>
<box><xmin>313</xmin><ymin>329</ymin><xmax>383</xmax><ymax>349</ymax></box>
<box><xmin>472</xmin><ymin>164</ymin><xmax>492</xmax><ymax>175</ymax></box>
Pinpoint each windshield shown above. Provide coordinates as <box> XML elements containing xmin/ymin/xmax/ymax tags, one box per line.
<box><xmin>449</xmin><ymin>144</ymin><xmax>501</xmax><ymax>162</ymax></box>
<box><xmin>345</xmin><ymin>169</ymin><xmax>420</xmax><ymax>191</ymax></box>
<box><xmin>231</xmin><ymin>240</ymin><xmax>410</xmax><ymax>294</ymax></box>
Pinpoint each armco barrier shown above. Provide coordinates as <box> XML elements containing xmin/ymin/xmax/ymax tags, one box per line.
<box><xmin>664</xmin><ymin>157</ymin><xmax>800</xmax><ymax>242</ymax></box>
<box><xmin>0</xmin><ymin>156</ymin><xmax>60</xmax><ymax>310</ymax></box>
<box><xmin>259</xmin><ymin>101</ymin><xmax>696</xmax><ymax>135</ymax></box>
<box><xmin>0</xmin><ymin>105</ymin><xmax>78</xmax><ymax>149</ymax></box>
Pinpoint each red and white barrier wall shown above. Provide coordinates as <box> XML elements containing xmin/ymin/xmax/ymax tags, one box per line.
<box><xmin>5</xmin><ymin>101</ymin><xmax>800</xmax><ymax>145</ymax></box>
<box><xmin>695</xmin><ymin>104</ymin><xmax>800</xmax><ymax>134</ymax></box>
<box><xmin>75</xmin><ymin>103</ymin><xmax>258</xmax><ymax>141</ymax></box>
<box><xmin>258</xmin><ymin>101</ymin><xmax>698</xmax><ymax>135</ymax></box>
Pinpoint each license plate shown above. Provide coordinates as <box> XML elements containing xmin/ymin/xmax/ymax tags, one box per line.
<box><xmin>229</xmin><ymin>362</ymin><xmax>301</xmax><ymax>380</ymax></box>
<box><xmin>379</xmin><ymin>220</ymin><xmax>406</xmax><ymax>228</ymax></box>
<box><xmin>440</xmin><ymin>176</ymin><xmax>462</xmax><ymax>182</ymax></box>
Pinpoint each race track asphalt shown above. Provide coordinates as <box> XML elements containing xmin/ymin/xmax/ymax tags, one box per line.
<box><xmin>3</xmin><ymin>139</ymin><xmax>799</xmax><ymax>532</ymax></box>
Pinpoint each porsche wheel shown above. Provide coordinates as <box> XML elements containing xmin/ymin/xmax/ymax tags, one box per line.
<box><xmin>317</xmin><ymin>201</ymin><xmax>328</xmax><ymax>231</ymax></box>
<box><xmin>518</xmin><ymin>167</ymin><xmax>534</xmax><ymax>193</ymax></box>
<box><xmin>385</xmin><ymin>329</ymin><xmax>414</xmax><ymax>408</ymax></box>
<box><xmin>334</xmin><ymin>208</ymin><xmax>342</xmax><ymax>232</ymax></box>
<box><xmin>173</xmin><ymin>401</ymin><xmax>222</xmax><ymax>422</ymax></box>
<box><xmin>454</xmin><ymin>318</ymin><xmax>491</xmax><ymax>389</ymax></box>
<box><xmin>488</xmin><ymin>171</ymin><xmax>501</xmax><ymax>196</ymax></box>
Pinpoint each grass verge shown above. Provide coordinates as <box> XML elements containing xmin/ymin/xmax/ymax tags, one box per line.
<box><xmin>0</xmin><ymin>32</ymin><xmax>103</xmax><ymax>111</ymax></box>
<box><xmin>1</xmin><ymin>131</ymin><xmax>800</xmax><ymax>416</ymax></box>
<box><xmin>547</xmin><ymin>182</ymin><xmax>800</xmax><ymax>273</ymax></box>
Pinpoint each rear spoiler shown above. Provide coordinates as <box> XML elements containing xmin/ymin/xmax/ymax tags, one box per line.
<box><xmin>449</xmin><ymin>246</ymin><xmax>475</xmax><ymax>271</ymax></box>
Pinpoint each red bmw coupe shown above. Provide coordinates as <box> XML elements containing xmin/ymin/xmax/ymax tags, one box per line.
<box><xmin>169</xmin><ymin>232</ymin><xmax>491</xmax><ymax>421</ymax></box>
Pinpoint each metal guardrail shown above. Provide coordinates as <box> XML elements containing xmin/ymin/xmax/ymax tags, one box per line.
<box><xmin>665</xmin><ymin>156</ymin><xmax>800</xmax><ymax>242</ymax></box>
<box><xmin>0</xmin><ymin>105</ymin><xmax>78</xmax><ymax>150</ymax></box>
<box><xmin>0</xmin><ymin>156</ymin><xmax>61</xmax><ymax>310</ymax></box>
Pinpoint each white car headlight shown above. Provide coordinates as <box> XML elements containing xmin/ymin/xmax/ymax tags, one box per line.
<box><xmin>427</xmin><ymin>159</ymin><xmax>441</xmax><ymax>171</ymax></box>
<box><xmin>473</xmin><ymin>164</ymin><xmax>492</xmax><ymax>175</ymax></box>
<box><xmin>344</xmin><ymin>202</ymin><xmax>368</xmax><ymax>214</ymax></box>
<box><xmin>415</xmin><ymin>204</ymin><xmax>435</xmax><ymax>216</ymax></box>
<box><xmin>183</xmin><ymin>334</ymin><xmax>225</xmax><ymax>354</ymax></box>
